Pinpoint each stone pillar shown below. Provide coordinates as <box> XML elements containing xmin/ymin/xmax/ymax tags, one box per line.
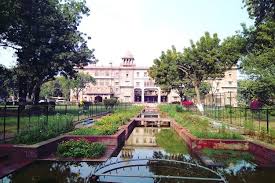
<box><xmin>158</xmin><ymin>89</ymin><xmax>161</xmax><ymax>103</ymax></box>
<box><xmin>141</xmin><ymin>89</ymin><xmax>144</xmax><ymax>103</ymax></box>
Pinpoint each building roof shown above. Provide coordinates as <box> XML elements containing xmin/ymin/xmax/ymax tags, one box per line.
<box><xmin>122</xmin><ymin>50</ymin><xmax>134</xmax><ymax>59</ymax></box>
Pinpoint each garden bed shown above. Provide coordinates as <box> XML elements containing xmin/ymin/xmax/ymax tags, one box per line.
<box><xmin>71</xmin><ymin>106</ymin><xmax>143</xmax><ymax>136</ymax></box>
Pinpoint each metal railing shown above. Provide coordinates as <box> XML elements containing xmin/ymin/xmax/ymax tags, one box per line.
<box><xmin>0</xmin><ymin>102</ymin><xmax>131</xmax><ymax>143</ymax></box>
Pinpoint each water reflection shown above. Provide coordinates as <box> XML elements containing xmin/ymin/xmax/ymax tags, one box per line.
<box><xmin>4</xmin><ymin>161</ymin><xmax>96</xmax><ymax>183</ymax></box>
<box><xmin>2</xmin><ymin>126</ymin><xmax>275</xmax><ymax>183</ymax></box>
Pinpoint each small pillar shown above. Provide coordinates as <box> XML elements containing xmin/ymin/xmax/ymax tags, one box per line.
<box><xmin>141</xmin><ymin>89</ymin><xmax>144</xmax><ymax>103</ymax></box>
<box><xmin>158</xmin><ymin>89</ymin><xmax>161</xmax><ymax>103</ymax></box>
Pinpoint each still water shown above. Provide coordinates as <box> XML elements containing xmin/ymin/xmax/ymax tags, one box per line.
<box><xmin>2</xmin><ymin>127</ymin><xmax>275</xmax><ymax>183</ymax></box>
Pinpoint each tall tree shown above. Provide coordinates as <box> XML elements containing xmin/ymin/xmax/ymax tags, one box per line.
<box><xmin>70</xmin><ymin>72</ymin><xmax>96</xmax><ymax>101</ymax></box>
<box><xmin>0</xmin><ymin>0</ymin><xmax>96</xmax><ymax>104</ymax></box>
<box><xmin>241</xmin><ymin>0</ymin><xmax>275</xmax><ymax>105</ymax></box>
<box><xmin>0</xmin><ymin>64</ymin><xmax>11</xmax><ymax>99</ymax></box>
<box><xmin>178</xmin><ymin>32</ymin><xmax>245</xmax><ymax>111</ymax></box>
<box><xmin>238</xmin><ymin>79</ymin><xmax>274</xmax><ymax>106</ymax></box>
<box><xmin>243</xmin><ymin>0</ymin><xmax>275</xmax><ymax>25</ymax></box>
<box><xmin>149</xmin><ymin>46</ymin><xmax>188</xmax><ymax>100</ymax></box>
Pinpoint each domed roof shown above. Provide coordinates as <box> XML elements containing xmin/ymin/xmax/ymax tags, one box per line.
<box><xmin>122</xmin><ymin>50</ymin><xmax>134</xmax><ymax>59</ymax></box>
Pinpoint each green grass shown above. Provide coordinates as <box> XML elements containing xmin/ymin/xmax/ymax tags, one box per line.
<box><xmin>0</xmin><ymin>104</ymin><xmax>129</xmax><ymax>134</ymax></box>
<box><xmin>159</xmin><ymin>104</ymin><xmax>244</xmax><ymax>140</ymax></box>
<box><xmin>57</xmin><ymin>139</ymin><xmax>106</xmax><ymax>158</ymax></box>
<box><xmin>204</xmin><ymin>106</ymin><xmax>275</xmax><ymax>133</ymax></box>
<box><xmin>12</xmin><ymin>114</ymin><xmax>74</xmax><ymax>144</ymax></box>
<box><xmin>71</xmin><ymin>106</ymin><xmax>143</xmax><ymax>135</ymax></box>
<box><xmin>156</xmin><ymin>129</ymin><xmax>188</xmax><ymax>154</ymax></box>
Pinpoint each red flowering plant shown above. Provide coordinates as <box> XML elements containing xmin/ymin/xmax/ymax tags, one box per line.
<box><xmin>250</xmin><ymin>99</ymin><xmax>263</xmax><ymax>111</ymax></box>
<box><xmin>182</xmin><ymin>100</ymin><xmax>194</xmax><ymax>110</ymax></box>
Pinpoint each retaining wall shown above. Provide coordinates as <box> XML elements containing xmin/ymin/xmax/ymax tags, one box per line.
<box><xmin>171</xmin><ymin>120</ymin><xmax>275</xmax><ymax>166</ymax></box>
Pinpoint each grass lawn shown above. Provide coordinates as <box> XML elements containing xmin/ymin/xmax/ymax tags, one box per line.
<box><xmin>0</xmin><ymin>104</ymin><xmax>129</xmax><ymax>134</ymax></box>
<box><xmin>204</xmin><ymin>107</ymin><xmax>275</xmax><ymax>133</ymax></box>
<box><xmin>159</xmin><ymin>104</ymin><xmax>244</xmax><ymax>140</ymax></box>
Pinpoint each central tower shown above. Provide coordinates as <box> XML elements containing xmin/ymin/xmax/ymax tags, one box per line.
<box><xmin>121</xmin><ymin>51</ymin><xmax>135</xmax><ymax>67</ymax></box>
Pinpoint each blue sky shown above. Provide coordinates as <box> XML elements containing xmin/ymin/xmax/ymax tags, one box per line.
<box><xmin>0</xmin><ymin>0</ymin><xmax>253</xmax><ymax>68</ymax></box>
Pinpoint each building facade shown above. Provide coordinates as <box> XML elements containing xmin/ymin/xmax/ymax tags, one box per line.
<box><xmin>71</xmin><ymin>52</ymin><xmax>238</xmax><ymax>106</ymax></box>
<box><xmin>204</xmin><ymin>66</ymin><xmax>238</xmax><ymax>106</ymax></box>
<box><xmin>70</xmin><ymin>51</ymin><xmax>180</xmax><ymax>103</ymax></box>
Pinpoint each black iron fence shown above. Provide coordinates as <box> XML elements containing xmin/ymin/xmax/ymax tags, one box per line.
<box><xmin>0</xmin><ymin>102</ymin><xmax>131</xmax><ymax>142</ymax></box>
<box><xmin>190</xmin><ymin>105</ymin><xmax>275</xmax><ymax>136</ymax></box>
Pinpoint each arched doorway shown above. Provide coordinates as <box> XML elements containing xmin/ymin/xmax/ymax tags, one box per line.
<box><xmin>95</xmin><ymin>95</ymin><xmax>103</xmax><ymax>103</ymax></box>
<box><xmin>144</xmin><ymin>88</ymin><xmax>158</xmax><ymax>103</ymax></box>
<box><xmin>134</xmin><ymin>88</ymin><xmax>142</xmax><ymax>102</ymax></box>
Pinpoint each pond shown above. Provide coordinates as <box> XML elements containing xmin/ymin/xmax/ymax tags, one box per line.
<box><xmin>1</xmin><ymin>127</ymin><xmax>275</xmax><ymax>183</ymax></box>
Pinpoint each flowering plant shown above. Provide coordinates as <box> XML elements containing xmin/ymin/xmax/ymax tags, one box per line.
<box><xmin>250</xmin><ymin>99</ymin><xmax>263</xmax><ymax>110</ymax></box>
<box><xmin>182</xmin><ymin>100</ymin><xmax>194</xmax><ymax>107</ymax></box>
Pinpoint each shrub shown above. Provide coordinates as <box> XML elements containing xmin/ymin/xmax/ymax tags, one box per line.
<box><xmin>250</xmin><ymin>99</ymin><xmax>263</xmax><ymax>110</ymax></box>
<box><xmin>103</xmin><ymin>98</ymin><xmax>118</xmax><ymax>110</ymax></box>
<box><xmin>181</xmin><ymin>100</ymin><xmax>193</xmax><ymax>108</ymax></box>
<box><xmin>57</xmin><ymin>139</ymin><xmax>106</xmax><ymax>158</ymax></box>
<box><xmin>176</xmin><ymin>105</ymin><xmax>184</xmax><ymax>112</ymax></box>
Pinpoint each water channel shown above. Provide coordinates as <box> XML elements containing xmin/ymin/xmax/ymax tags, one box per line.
<box><xmin>1</xmin><ymin>110</ymin><xmax>275</xmax><ymax>183</ymax></box>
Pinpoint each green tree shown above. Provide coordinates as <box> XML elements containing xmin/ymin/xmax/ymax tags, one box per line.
<box><xmin>241</xmin><ymin>0</ymin><xmax>275</xmax><ymax>105</ymax></box>
<box><xmin>243</xmin><ymin>0</ymin><xmax>275</xmax><ymax>25</ymax></box>
<box><xmin>70</xmin><ymin>72</ymin><xmax>96</xmax><ymax>101</ymax></box>
<box><xmin>0</xmin><ymin>64</ymin><xmax>10</xmax><ymax>99</ymax></box>
<box><xmin>238</xmin><ymin>79</ymin><xmax>274</xmax><ymax>106</ymax></box>
<box><xmin>149</xmin><ymin>46</ymin><xmax>188</xmax><ymax>100</ymax></box>
<box><xmin>0</xmin><ymin>0</ymin><xmax>96</xmax><ymax>104</ymax></box>
<box><xmin>40</xmin><ymin>80</ymin><xmax>58</xmax><ymax>99</ymax></box>
<box><xmin>178</xmin><ymin>32</ymin><xmax>245</xmax><ymax>111</ymax></box>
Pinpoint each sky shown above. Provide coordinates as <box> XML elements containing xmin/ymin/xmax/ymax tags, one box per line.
<box><xmin>0</xmin><ymin>0</ymin><xmax>253</xmax><ymax>68</ymax></box>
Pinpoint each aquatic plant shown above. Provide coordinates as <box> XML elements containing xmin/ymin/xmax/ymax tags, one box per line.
<box><xmin>57</xmin><ymin>139</ymin><xmax>106</xmax><ymax>158</ymax></box>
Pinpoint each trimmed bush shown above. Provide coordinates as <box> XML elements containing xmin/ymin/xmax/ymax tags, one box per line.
<box><xmin>57</xmin><ymin>139</ymin><xmax>106</xmax><ymax>158</ymax></box>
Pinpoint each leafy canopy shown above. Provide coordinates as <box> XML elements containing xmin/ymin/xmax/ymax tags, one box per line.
<box><xmin>0</xmin><ymin>0</ymin><xmax>96</xmax><ymax>103</ymax></box>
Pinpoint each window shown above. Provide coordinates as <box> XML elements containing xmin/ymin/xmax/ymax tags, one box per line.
<box><xmin>136</xmin><ymin>82</ymin><xmax>140</xmax><ymax>87</ymax></box>
<box><xmin>95</xmin><ymin>71</ymin><xmax>98</xmax><ymax>76</ymax></box>
<box><xmin>126</xmin><ymin>73</ymin><xmax>129</xmax><ymax>77</ymax></box>
<box><xmin>229</xmin><ymin>73</ymin><xmax>232</xmax><ymax>77</ymax></box>
<box><xmin>216</xmin><ymin>82</ymin><xmax>220</xmax><ymax>86</ymax></box>
<box><xmin>105</xmin><ymin>71</ymin><xmax>109</xmax><ymax>76</ymax></box>
<box><xmin>115</xmin><ymin>82</ymin><xmax>119</xmax><ymax>85</ymax></box>
<box><xmin>105</xmin><ymin>81</ymin><xmax>109</xmax><ymax>86</ymax></box>
<box><xmin>100</xmin><ymin>81</ymin><xmax>104</xmax><ymax>86</ymax></box>
<box><xmin>144</xmin><ymin>72</ymin><xmax>147</xmax><ymax>77</ymax></box>
<box><xmin>116</xmin><ymin>88</ymin><xmax>119</xmax><ymax>92</ymax></box>
<box><xmin>136</xmin><ymin>72</ymin><xmax>139</xmax><ymax>77</ymax></box>
<box><xmin>228</xmin><ymin>81</ymin><xmax>233</xmax><ymax>85</ymax></box>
